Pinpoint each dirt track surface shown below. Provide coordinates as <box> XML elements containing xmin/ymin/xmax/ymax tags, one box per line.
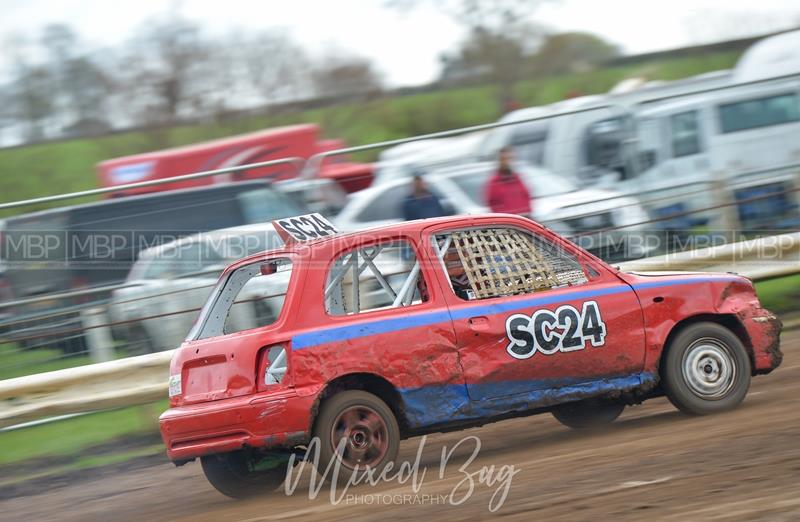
<box><xmin>4</xmin><ymin>330</ymin><xmax>800</xmax><ymax>522</ymax></box>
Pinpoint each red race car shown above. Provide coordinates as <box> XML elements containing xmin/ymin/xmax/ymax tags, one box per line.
<box><xmin>159</xmin><ymin>213</ymin><xmax>782</xmax><ymax>498</ymax></box>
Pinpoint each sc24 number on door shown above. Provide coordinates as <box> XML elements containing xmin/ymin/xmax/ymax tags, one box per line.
<box><xmin>505</xmin><ymin>301</ymin><xmax>607</xmax><ymax>359</ymax></box>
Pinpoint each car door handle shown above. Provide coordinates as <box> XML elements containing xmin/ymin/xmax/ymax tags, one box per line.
<box><xmin>468</xmin><ymin>316</ymin><xmax>489</xmax><ymax>330</ymax></box>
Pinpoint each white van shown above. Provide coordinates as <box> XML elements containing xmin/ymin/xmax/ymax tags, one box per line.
<box><xmin>633</xmin><ymin>78</ymin><xmax>800</xmax><ymax>230</ymax></box>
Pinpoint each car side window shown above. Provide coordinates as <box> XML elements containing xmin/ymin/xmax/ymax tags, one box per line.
<box><xmin>325</xmin><ymin>239</ymin><xmax>428</xmax><ymax>315</ymax></box>
<box><xmin>355</xmin><ymin>186</ymin><xmax>406</xmax><ymax>222</ymax></box>
<box><xmin>142</xmin><ymin>248</ymin><xmax>179</xmax><ymax>280</ymax></box>
<box><xmin>718</xmin><ymin>92</ymin><xmax>800</xmax><ymax>133</ymax></box>
<box><xmin>433</xmin><ymin>227</ymin><xmax>590</xmax><ymax>301</ymax></box>
<box><xmin>510</xmin><ymin>122</ymin><xmax>548</xmax><ymax>166</ymax></box>
<box><xmin>670</xmin><ymin>110</ymin><xmax>702</xmax><ymax>158</ymax></box>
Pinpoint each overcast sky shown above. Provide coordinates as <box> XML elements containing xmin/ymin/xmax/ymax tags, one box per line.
<box><xmin>2</xmin><ymin>0</ymin><xmax>800</xmax><ymax>86</ymax></box>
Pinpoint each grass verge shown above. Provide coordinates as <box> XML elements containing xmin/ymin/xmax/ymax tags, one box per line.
<box><xmin>0</xmin><ymin>343</ymin><xmax>130</xmax><ymax>381</ymax></box>
<box><xmin>0</xmin><ymin>343</ymin><xmax>94</xmax><ymax>381</ymax></box>
<box><xmin>754</xmin><ymin>274</ymin><xmax>800</xmax><ymax>315</ymax></box>
<box><xmin>0</xmin><ymin>400</ymin><xmax>166</xmax><ymax>467</ymax></box>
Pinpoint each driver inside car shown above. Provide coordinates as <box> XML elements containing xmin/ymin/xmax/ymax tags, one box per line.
<box><xmin>443</xmin><ymin>247</ymin><xmax>476</xmax><ymax>300</ymax></box>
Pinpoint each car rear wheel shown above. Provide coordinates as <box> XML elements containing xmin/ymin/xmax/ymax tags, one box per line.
<box><xmin>551</xmin><ymin>399</ymin><xmax>625</xmax><ymax>429</ymax></box>
<box><xmin>313</xmin><ymin>390</ymin><xmax>400</xmax><ymax>483</ymax></box>
<box><xmin>200</xmin><ymin>450</ymin><xmax>289</xmax><ymax>499</ymax></box>
<box><xmin>662</xmin><ymin>322</ymin><xmax>751</xmax><ymax>415</ymax></box>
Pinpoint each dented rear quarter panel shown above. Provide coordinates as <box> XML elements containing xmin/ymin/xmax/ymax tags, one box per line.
<box><xmin>289</xmin><ymin>227</ymin><xmax>464</xmax><ymax>401</ymax></box>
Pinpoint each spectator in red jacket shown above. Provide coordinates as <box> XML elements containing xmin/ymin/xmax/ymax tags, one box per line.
<box><xmin>485</xmin><ymin>147</ymin><xmax>532</xmax><ymax>216</ymax></box>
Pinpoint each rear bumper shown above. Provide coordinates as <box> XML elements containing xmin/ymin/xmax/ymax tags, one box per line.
<box><xmin>741</xmin><ymin>307</ymin><xmax>783</xmax><ymax>374</ymax></box>
<box><xmin>159</xmin><ymin>390</ymin><xmax>314</xmax><ymax>462</ymax></box>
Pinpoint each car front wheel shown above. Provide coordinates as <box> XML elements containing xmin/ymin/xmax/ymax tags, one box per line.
<box><xmin>662</xmin><ymin>322</ymin><xmax>751</xmax><ymax>415</ymax></box>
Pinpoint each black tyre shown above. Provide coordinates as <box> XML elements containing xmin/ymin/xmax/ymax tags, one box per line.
<box><xmin>551</xmin><ymin>399</ymin><xmax>625</xmax><ymax>429</ymax></box>
<box><xmin>313</xmin><ymin>390</ymin><xmax>400</xmax><ymax>482</ymax></box>
<box><xmin>662</xmin><ymin>322</ymin><xmax>751</xmax><ymax>415</ymax></box>
<box><xmin>60</xmin><ymin>334</ymin><xmax>87</xmax><ymax>355</ymax></box>
<box><xmin>200</xmin><ymin>450</ymin><xmax>289</xmax><ymax>499</ymax></box>
<box><xmin>126</xmin><ymin>324</ymin><xmax>156</xmax><ymax>355</ymax></box>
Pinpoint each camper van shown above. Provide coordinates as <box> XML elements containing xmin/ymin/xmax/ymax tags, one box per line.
<box><xmin>633</xmin><ymin>77</ymin><xmax>800</xmax><ymax>230</ymax></box>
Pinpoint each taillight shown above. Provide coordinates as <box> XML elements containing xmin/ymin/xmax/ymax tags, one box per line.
<box><xmin>71</xmin><ymin>276</ymin><xmax>90</xmax><ymax>304</ymax></box>
<box><xmin>0</xmin><ymin>277</ymin><xmax>11</xmax><ymax>302</ymax></box>
<box><xmin>168</xmin><ymin>373</ymin><xmax>182</xmax><ymax>407</ymax></box>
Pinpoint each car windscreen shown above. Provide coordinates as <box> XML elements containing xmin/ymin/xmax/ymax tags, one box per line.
<box><xmin>355</xmin><ymin>186</ymin><xmax>407</xmax><ymax>222</ymax></box>
<box><xmin>446</xmin><ymin>172</ymin><xmax>489</xmax><ymax>206</ymax></box>
<box><xmin>138</xmin><ymin>241</ymin><xmax>224</xmax><ymax>280</ymax></box>
<box><xmin>237</xmin><ymin>188</ymin><xmax>304</xmax><ymax>224</ymax></box>
<box><xmin>217</xmin><ymin>230</ymin><xmax>284</xmax><ymax>260</ymax></box>
<box><xmin>510</xmin><ymin>122</ymin><xmax>549</xmax><ymax>166</ymax></box>
<box><xmin>518</xmin><ymin>170</ymin><xmax>576</xmax><ymax>198</ymax></box>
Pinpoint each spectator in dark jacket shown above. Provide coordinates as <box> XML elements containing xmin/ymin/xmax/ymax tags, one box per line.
<box><xmin>484</xmin><ymin>147</ymin><xmax>532</xmax><ymax>216</ymax></box>
<box><xmin>402</xmin><ymin>175</ymin><xmax>447</xmax><ymax>221</ymax></box>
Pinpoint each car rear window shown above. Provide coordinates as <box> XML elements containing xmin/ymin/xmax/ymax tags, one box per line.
<box><xmin>188</xmin><ymin>258</ymin><xmax>293</xmax><ymax>340</ymax></box>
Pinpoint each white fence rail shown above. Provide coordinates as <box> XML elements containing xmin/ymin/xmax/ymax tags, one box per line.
<box><xmin>0</xmin><ymin>350</ymin><xmax>171</xmax><ymax>429</ymax></box>
<box><xmin>620</xmin><ymin>232</ymin><xmax>800</xmax><ymax>278</ymax></box>
<box><xmin>0</xmin><ymin>231</ymin><xmax>798</xmax><ymax>429</ymax></box>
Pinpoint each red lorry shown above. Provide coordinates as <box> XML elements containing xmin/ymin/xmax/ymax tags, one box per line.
<box><xmin>97</xmin><ymin>124</ymin><xmax>373</xmax><ymax>196</ymax></box>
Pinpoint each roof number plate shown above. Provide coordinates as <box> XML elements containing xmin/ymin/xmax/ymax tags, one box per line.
<box><xmin>273</xmin><ymin>213</ymin><xmax>339</xmax><ymax>243</ymax></box>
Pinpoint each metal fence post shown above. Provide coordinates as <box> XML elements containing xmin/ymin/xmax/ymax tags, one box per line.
<box><xmin>711</xmin><ymin>169</ymin><xmax>741</xmax><ymax>243</ymax></box>
<box><xmin>81</xmin><ymin>307</ymin><xmax>114</xmax><ymax>363</ymax></box>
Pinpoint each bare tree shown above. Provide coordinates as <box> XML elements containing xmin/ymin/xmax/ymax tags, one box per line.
<box><xmin>312</xmin><ymin>53</ymin><xmax>383</xmax><ymax>100</ymax></box>
<box><xmin>390</xmin><ymin>0</ymin><xmax>556</xmax><ymax>111</ymax></box>
<box><xmin>533</xmin><ymin>32</ymin><xmax>620</xmax><ymax>75</ymax></box>
<box><xmin>120</xmin><ymin>15</ymin><xmax>214</xmax><ymax>125</ymax></box>
<box><xmin>41</xmin><ymin>24</ymin><xmax>111</xmax><ymax>129</ymax></box>
<box><xmin>239</xmin><ymin>30</ymin><xmax>313</xmax><ymax>107</ymax></box>
<box><xmin>5</xmin><ymin>34</ymin><xmax>56</xmax><ymax>141</ymax></box>
<box><xmin>440</xmin><ymin>24</ymin><xmax>536</xmax><ymax>108</ymax></box>
<box><xmin>13</xmin><ymin>62</ymin><xmax>54</xmax><ymax>141</ymax></box>
<box><xmin>41</xmin><ymin>24</ymin><xmax>77</xmax><ymax>87</ymax></box>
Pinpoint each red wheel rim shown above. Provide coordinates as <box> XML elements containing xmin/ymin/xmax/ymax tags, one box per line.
<box><xmin>330</xmin><ymin>405</ymin><xmax>389</xmax><ymax>469</ymax></box>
